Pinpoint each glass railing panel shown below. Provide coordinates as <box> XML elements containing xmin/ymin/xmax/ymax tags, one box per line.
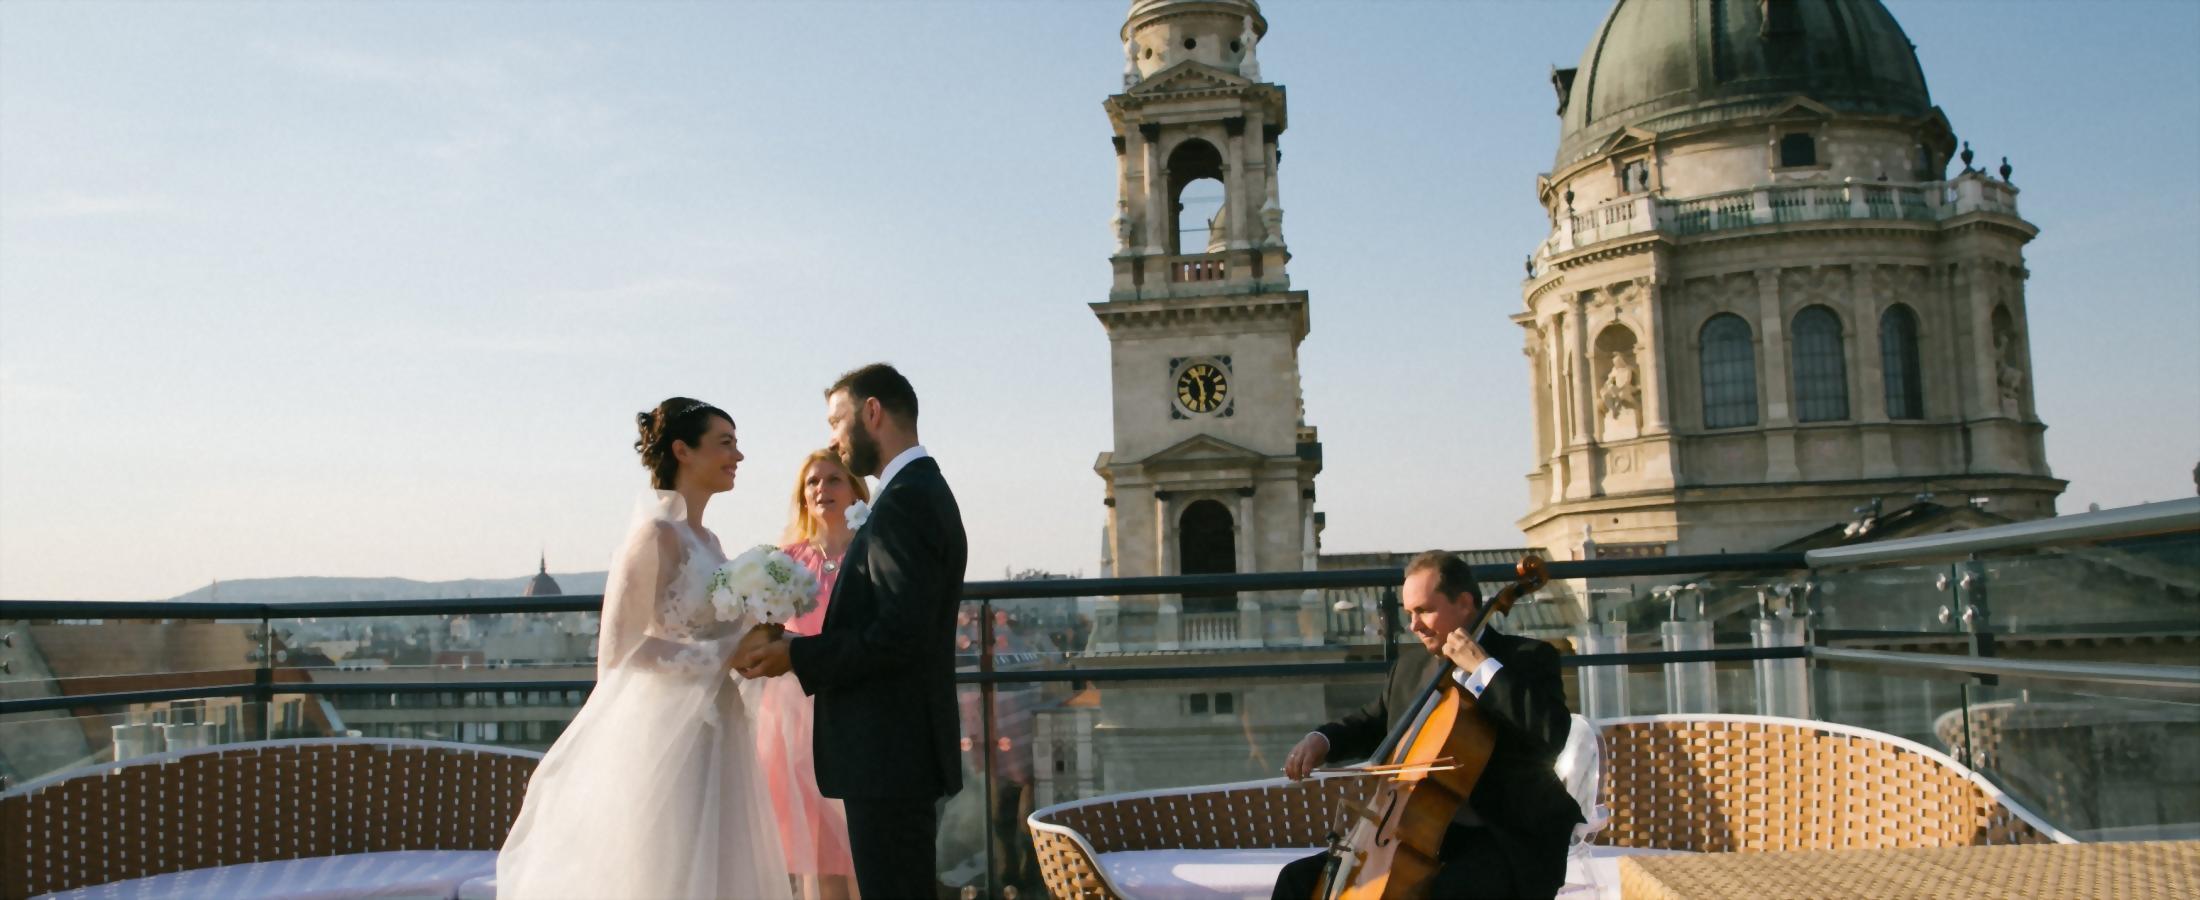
<box><xmin>967</xmin><ymin>670</ymin><xmax>1384</xmax><ymax>897</ymax></box>
<box><xmin>1946</xmin><ymin>683</ymin><xmax>2200</xmax><ymax>841</ymax></box>
<box><xmin>267</xmin><ymin>612</ymin><xmax>600</xmax><ymax>675</ymax></box>
<box><xmin>0</xmin><ymin>618</ymin><xmax>260</xmax><ymax>702</ymax></box>
<box><xmin>1561</xmin><ymin>659</ymin><xmax>1789</xmax><ymax>720</ymax></box>
<box><xmin>1971</xmin><ymin>530</ymin><xmax>2200</xmax><ymax>638</ymax></box>
<box><xmin>955</xmin><ymin>594</ymin><xmax>1393</xmax><ymax>680</ymax></box>
<box><xmin>1807</xmin><ymin>562</ymin><xmax>1958</xmax><ymax>638</ymax></box>
<box><xmin>286</xmin><ymin>688</ymin><xmax>588</xmax><ymax>753</ymax></box>
<box><xmin>1808</xmin><ymin>656</ymin><xmax>1971</xmax><ymax>750</ymax></box>
<box><xmin>0</xmin><ymin>701</ymin><xmax>268</xmax><ymax>789</ymax></box>
<box><xmin>967</xmin><ymin>589</ymin><xmax>1398</xmax><ymax>667</ymax></box>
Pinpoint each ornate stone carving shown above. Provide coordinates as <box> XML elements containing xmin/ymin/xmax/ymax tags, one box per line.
<box><xmin>1113</xmin><ymin>200</ymin><xmax>1133</xmax><ymax>253</ymax></box>
<box><xmin>1994</xmin><ymin>332</ymin><xmax>2026</xmax><ymax>403</ymax></box>
<box><xmin>1238</xmin><ymin>16</ymin><xmax>1261</xmax><ymax>82</ymax></box>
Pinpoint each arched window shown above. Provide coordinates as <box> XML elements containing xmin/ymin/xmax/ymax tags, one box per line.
<box><xmin>1166</xmin><ymin>139</ymin><xmax>1226</xmax><ymax>256</ymax></box>
<box><xmin>1779</xmin><ymin>132</ymin><xmax>1817</xmax><ymax>167</ymax></box>
<box><xmin>1879</xmin><ymin>304</ymin><xmax>1924</xmax><ymax>419</ymax></box>
<box><xmin>1791</xmin><ymin>305</ymin><xmax>1850</xmax><ymax>422</ymax></box>
<box><xmin>1699</xmin><ymin>314</ymin><xmax>1758</xmax><ymax>429</ymax></box>
<box><xmin>1177</xmin><ymin>499</ymin><xmax>1237</xmax><ymax>614</ymax></box>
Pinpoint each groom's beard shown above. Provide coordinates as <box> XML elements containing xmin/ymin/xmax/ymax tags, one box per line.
<box><xmin>842</xmin><ymin>422</ymin><xmax>882</xmax><ymax>478</ymax></box>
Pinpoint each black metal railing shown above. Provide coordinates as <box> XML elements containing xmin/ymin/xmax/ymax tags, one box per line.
<box><xmin>7</xmin><ymin>535</ymin><xmax>2197</xmax><ymax>892</ymax></box>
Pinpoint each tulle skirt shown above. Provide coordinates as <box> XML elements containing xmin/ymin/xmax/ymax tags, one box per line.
<box><xmin>497</xmin><ymin>665</ymin><xmax>790</xmax><ymax>900</ymax></box>
<box><xmin>747</xmin><ymin>674</ymin><xmax>857</xmax><ymax>889</ymax></box>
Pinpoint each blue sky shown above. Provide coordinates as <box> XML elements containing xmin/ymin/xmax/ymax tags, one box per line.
<box><xmin>3</xmin><ymin>1</ymin><xmax>2195</xmax><ymax>600</ymax></box>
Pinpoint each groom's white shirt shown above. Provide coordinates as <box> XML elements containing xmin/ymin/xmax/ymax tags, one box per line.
<box><xmin>874</xmin><ymin>444</ymin><xmax>929</xmax><ymax>496</ymax></box>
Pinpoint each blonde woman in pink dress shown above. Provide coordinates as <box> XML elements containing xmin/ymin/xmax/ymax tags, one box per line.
<box><xmin>749</xmin><ymin>448</ymin><xmax>868</xmax><ymax>900</ymax></box>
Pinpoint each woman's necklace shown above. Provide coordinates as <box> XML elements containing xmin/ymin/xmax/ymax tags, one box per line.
<box><xmin>816</xmin><ymin>538</ymin><xmax>848</xmax><ymax>573</ymax></box>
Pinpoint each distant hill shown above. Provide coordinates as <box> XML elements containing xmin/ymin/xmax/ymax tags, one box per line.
<box><xmin>159</xmin><ymin>572</ymin><xmax>611</xmax><ymax>604</ymax></box>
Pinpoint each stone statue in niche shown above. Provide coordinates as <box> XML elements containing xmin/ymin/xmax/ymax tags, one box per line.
<box><xmin>1994</xmin><ymin>331</ymin><xmax>2026</xmax><ymax>406</ymax></box>
<box><xmin>1113</xmin><ymin>201</ymin><xmax>1133</xmax><ymax>253</ymax></box>
<box><xmin>1596</xmin><ymin>349</ymin><xmax>1642</xmax><ymax>440</ymax></box>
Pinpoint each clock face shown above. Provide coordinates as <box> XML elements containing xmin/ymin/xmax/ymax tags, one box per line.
<box><xmin>1175</xmin><ymin>362</ymin><xmax>1229</xmax><ymax>414</ymax></box>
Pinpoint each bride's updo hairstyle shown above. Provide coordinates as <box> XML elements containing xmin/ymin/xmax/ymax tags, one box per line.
<box><xmin>635</xmin><ymin>397</ymin><xmax>733</xmax><ymax>490</ymax></box>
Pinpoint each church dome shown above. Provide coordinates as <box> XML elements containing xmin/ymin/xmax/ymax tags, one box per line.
<box><xmin>1554</xmin><ymin>0</ymin><xmax>1933</xmax><ymax>169</ymax></box>
<box><xmin>523</xmin><ymin>556</ymin><xmax>562</xmax><ymax>597</ymax></box>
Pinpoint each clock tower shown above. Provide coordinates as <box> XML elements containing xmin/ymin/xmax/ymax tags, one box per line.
<box><xmin>1093</xmin><ymin>0</ymin><xmax>1324</xmax><ymax>650</ymax></box>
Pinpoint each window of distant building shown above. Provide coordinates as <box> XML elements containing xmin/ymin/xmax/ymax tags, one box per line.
<box><xmin>1880</xmin><ymin>304</ymin><xmax>1925</xmax><ymax>419</ymax></box>
<box><xmin>1779</xmin><ymin>132</ymin><xmax>1818</xmax><ymax>168</ymax></box>
<box><xmin>1792</xmin><ymin>305</ymin><xmax>1851</xmax><ymax>422</ymax></box>
<box><xmin>1700</xmin><ymin>314</ymin><xmax>1760</xmax><ymax>429</ymax></box>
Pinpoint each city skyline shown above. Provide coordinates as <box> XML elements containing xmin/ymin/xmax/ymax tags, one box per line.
<box><xmin>4</xmin><ymin>1</ymin><xmax>2197</xmax><ymax>600</ymax></box>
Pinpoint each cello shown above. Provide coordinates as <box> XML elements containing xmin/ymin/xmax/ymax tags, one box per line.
<box><xmin>1314</xmin><ymin>554</ymin><xmax>1549</xmax><ymax>900</ymax></box>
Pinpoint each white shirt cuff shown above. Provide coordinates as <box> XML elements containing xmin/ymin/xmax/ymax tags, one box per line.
<box><xmin>1450</xmin><ymin>658</ymin><xmax>1505</xmax><ymax>698</ymax></box>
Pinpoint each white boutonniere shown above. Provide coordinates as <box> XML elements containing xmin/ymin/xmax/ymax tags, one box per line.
<box><xmin>845</xmin><ymin>500</ymin><xmax>871</xmax><ymax>532</ymax></box>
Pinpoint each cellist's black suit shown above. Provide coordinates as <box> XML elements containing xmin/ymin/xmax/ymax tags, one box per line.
<box><xmin>1271</xmin><ymin>632</ymin><xmax>1581</xmax><ymax>900</ymax></box>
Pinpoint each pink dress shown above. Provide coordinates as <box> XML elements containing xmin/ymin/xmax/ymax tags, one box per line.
<box><xmin>750</xmin><ymin>541</ymin><xmax>856</xmax><ymax>885</ymax></box>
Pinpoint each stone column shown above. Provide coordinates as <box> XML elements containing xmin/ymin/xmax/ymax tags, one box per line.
<box><xmin>1571</xmin><ymin>293</ymin><xmax>1596</xmax><ymax>445</ymax></box>
<box><xmin>1153</xmin><ymin>488</ymin><xmax>1179</xmax><ymax>650</ymax></box>
<box><xmin>1566</xmin><ymin>293</ymin><xmax>1599</xmax><ymax>499</ymax></box>
<box><xmin>1546</xmin><ymin>315</ymin><xmax>1570</xmax><ymax>505</ymax></box>
<box><xmin>1154</xmin><ymin>489</ymin><xmax>1175</xmax><ymax>575</ymax></box>
<box><xmin>1224</xmin><ymin>117</ymin><xmax>1249</xmax><ymax>251</ymax></box>
<box><xmin>1234</xmin><ymin>488</ymin><xmax>1257</xmax><ymax>573</ymax></box>
<box><xmin>1755</xmin><ymin>268</ymin><xmax>1802</xmax><ymax>480</ymax></box>
<box><xmin>1140</xmin><ymin>123</ymin><xmax>1166</xmax><ymax>256</ymax></box>
<box><xmin>1854</xmin><ymin>264</ymin><xmax>1897</xmax><ymax>477</ymax></box>
<box><xmin>1639</xmin><ymin>277</ymin><xmax>1671</xmax><ymax>433</ymax></box>
<box><xmin>1233</xmin><ymin>487</ymin><xmax>1262</xmax><ymax>645</ymax></box>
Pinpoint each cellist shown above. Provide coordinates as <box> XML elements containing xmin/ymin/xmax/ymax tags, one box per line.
<box><xmin>1270</xmin><ymin>550</ymin><xmax>1583</xmax><ymax>900</ymax></box>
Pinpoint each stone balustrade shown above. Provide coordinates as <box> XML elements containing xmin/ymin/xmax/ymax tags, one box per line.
<box><xmin>1531</xmin><ymin>174</ymin><xmax>2023</xmax><ymax>271</ymax></box>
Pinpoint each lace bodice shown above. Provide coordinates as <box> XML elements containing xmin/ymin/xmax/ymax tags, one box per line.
<box><xmin>654</xmin><ymin>522</ymin><xmax>734</xmax><ymax>643</ymax></box>
<box><xmin>598</xmin><ymin>492</ymin><xmax>756</xmax><ymax>678</ymax></box>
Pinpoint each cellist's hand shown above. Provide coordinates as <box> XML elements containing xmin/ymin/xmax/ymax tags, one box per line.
<box><xmin>1442</xmin><ymin>628</ymin><xmax>1492</xmax><ymax>673</ymax></box>
<box><xmin>1283</xmin><ymin>732</ymin><xmax>1329</xmax><ymax>781</ymax></box>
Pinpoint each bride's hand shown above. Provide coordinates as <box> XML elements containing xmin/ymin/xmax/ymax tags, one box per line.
<box><xmin>731</xmin><ymin>630</ymin><xmax>792</xmax><ymax>678</ymax></box>
<box><xmin>731</xmin><ymin>627</ymin><xmax>775</xmax><ymax>667</ymax></box>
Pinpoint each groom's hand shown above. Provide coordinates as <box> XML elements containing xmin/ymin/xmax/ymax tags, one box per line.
<box><xmin>734</xmin><ymin>633</ymin><xmax>792</xmax><ymax>679</ymax></box>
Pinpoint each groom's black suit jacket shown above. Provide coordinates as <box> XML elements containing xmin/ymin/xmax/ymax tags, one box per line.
<box><xmin>788</xmin><ymin>455</ymin><xmax>967</xmax><ymax>801</ymax></box>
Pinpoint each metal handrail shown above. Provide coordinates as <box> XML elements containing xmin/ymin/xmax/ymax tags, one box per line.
<box><xmin>1811</xmin><ymin>647</ymin><xmax>2200</xmax><ymax>696</ymax></box>
<box><xmin>0</xmin><ymin>552</ymin><xmax>1811</xmax><ymax>621</ymax></box>
<box><xmin>1805</xmin><ymin>497</ymin><xmax>2200</xmax><ymax>567</ymax></box>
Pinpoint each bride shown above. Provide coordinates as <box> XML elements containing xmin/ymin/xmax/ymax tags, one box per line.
<box><xmin>497</xmin><ymin>397</ymin><xmax>791</xmax><ymax>899</ymax></box>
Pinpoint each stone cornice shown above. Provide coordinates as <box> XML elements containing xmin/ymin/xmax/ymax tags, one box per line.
<box><xmin>1551</xmin><ymin>234</ymin><xmax>1662</xmax><ymax>270</ymax></box>
<box><xmin>1091</xmin><ymin>291</ymin><xmax>1309</xmax><ymax>341</ymax></box>
<box><xmin>1525</xmin><ymin>272</ymin><xmax>1568</xmax><ymax>304</ymax></box>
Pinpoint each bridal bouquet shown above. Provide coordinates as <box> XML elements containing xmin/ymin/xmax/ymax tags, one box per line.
<box><xmin>708</xmin><ymin>545</ymin><xmax>820</xmax><ymax>636</ymax></box>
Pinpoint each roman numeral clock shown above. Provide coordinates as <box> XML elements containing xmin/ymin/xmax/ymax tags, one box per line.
<box><xmin>1171</xmin><ymin>357</ymin><xmax>1232</xmax><ymax>418</ymax></box>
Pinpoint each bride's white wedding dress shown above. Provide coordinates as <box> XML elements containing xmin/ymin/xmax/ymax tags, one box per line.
<box><xmin>497</xmin><ymin>492</ymin><xmax>790</xmax><ymax>899</ymax></box>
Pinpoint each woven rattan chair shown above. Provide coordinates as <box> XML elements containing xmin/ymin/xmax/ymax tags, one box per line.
<box><xmin>1027</xmin><ymin>715</ymin><xmax>2073</xmax><ymax>899</ymax></box>
<box><xmin>1595</xmin><ymin>714</ymin><xmax>2074</xmax><ymax>853</ymax></box>
<box><xmin>1027</xmin><ymin>775</ymin><xmax>1377</xmax><ymax>899</ymax></box>
<box><xmin>0</xmin><ymin>737</ymin><xmax>540</xmax><ymax>899</ymax></box>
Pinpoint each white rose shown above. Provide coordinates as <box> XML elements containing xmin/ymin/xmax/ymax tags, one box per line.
<box><xmin>845</xmin><ymin>500</ymin><xmax>871</xmax><ymax>531</ymax></box>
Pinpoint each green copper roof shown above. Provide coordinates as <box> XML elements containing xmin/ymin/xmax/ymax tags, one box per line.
<box><xmin>1555</xmin><ymin>0</ymin><xmax>1933</xmax><ymax>168</ymax></box>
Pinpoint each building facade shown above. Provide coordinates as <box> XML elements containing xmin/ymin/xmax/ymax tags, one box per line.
<box><xmin>1517</xmin><ymin>0</ymin><xmax>2065</xmax><ymax>559</ymax></box>
<box><xmin>1092</xmin><ymin>0</ymin><xmax>1326</xmax><ymax>650</ymax></box>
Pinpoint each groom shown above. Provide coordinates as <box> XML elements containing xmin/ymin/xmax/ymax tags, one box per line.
<box><xmin>737</xmin><ymin>362</ymin><xmax>967</xmax><ymax>899</ymax></box>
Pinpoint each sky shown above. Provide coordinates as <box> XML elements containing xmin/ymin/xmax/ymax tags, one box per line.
<box><xmin>2</xmin><ymin>1</ymin><xmax>2196</xmax><ymax>601</ymax></box>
